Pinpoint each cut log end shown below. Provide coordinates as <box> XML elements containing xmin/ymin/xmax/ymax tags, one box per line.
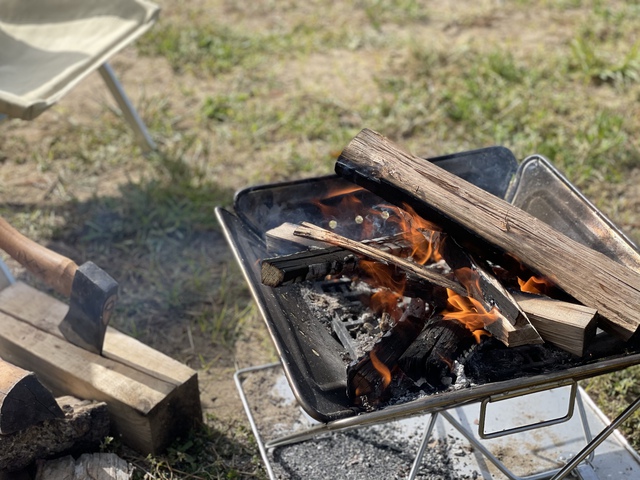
<box><xmin>0</xmin><ymin>359</ymin><xmax>64</xmax><ymax>435</ymax></box>
<box><xmin>260</xmin><ymin>262</ymin><xmax>285</xmax><ymax>287</ymax></box>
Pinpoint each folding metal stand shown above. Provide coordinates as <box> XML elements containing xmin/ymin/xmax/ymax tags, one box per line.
<box><xmin>235</xmin><ymin>362</ymin><xmax>640</xmax><ymax>480</ymax></box>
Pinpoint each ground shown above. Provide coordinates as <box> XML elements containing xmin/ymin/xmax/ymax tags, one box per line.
<box><xmin>1</xmin><ymin>1</ymin><xmax>640</xmax><ymax>478</ymax></box>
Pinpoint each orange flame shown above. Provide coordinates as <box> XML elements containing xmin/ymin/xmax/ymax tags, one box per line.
<box><xmin>369</xmin><ymin>350</ymin><xmax>392</xmax><ymax>389</ymax></box>
<box><xmin>384</xmin><ymin>203</ymin><xmax>442</xmax><ymax>265</ymax></box>
<box><xmin>442</xmin><ymin>267</ymin><xmax>502</xmax><ymax>343</ymax></box>
<box><xmin>518</xmin><ymin>275</ymin><xmax>555</xmax><ymax>295</ymax></box>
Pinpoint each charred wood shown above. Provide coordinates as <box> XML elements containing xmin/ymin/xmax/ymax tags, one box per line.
<box><xmin>347</xmin><ymin>298</ymin><xmax>427</xmax><ymax>406</ymax></box>
<box><xmin>0</xmin><ymin>358</ymin><xmax>63</xmax><ymax>435</ymax></box>
<box><xmin>335</xmin><ymin>128</ymin><xmax>640</xmax><ymax>341</ymax></box>
<box><xmin>262</xmin><ymin>246</ymin><xmax>358</xmax><ymax>287</ymax></box>
<box><xmin>398</xmin><ymin>316</ymin><xmax>476</xmax><ymax>389</ymax></box>
<box><xmin>293</xmin><ymin>222</ymin><xmax>464</xmax><ymax>294</ymax></box>
<box><xmin>261</xmin><ymin>231</ymin><xmax>428</xmax><ymax>288</ymax></box>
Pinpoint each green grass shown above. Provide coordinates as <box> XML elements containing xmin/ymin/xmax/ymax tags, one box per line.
<box><xmin>2</xmin><ymin>0</ymin><xmax>640</xmax><ymax>477</ymax></box>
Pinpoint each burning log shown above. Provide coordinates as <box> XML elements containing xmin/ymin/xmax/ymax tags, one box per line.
<box><xmin>335</xmin><ymin>128</ymin><xmax>640</xmax><ymax>341</ymax></box>
<box><xmin>261</xmin><ymin>230</ymin><xmax>423</xmax><ymax>287</ymax></box>
<box><xmin>511</xmin><ymin>292</ymin><xmax>598</xmax><ymax>357</ymax></box>
<box><xmin>439</xmin><ymin>236</ymin><xmax>542</xmax><ymax>347</ymax></box>
<box><xmin>0</xmin><ymin>358</ymin><xmax>64</xmax><ymax>435</ymax></box>
<box><xmin>262</xmin><ymin>246</ymin><xmax>359</xmax><ymax>287</ymax></box>
<box><xmin>293</xmin><ymin>222</ymin><xmax>464</xmax><ymax>294</ymax></box>
<box><xmin>347</xmin><ymin>298</ymin><xmax>427</xmax><ymax>405</ymax></box>
<box><xmin>397</xmin><ymin>316</ymin><xmax>476</xmax><ymax>388</ymax></box>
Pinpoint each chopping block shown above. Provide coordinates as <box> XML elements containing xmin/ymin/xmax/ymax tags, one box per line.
<box><xmin>0</xmin><ymin>281</ymin><xmax>202</xmax><ymax>455</ymax></box>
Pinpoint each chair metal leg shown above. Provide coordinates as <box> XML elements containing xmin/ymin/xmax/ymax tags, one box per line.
<box><xmin>98</xmin><ymin>62</ymin><xmax>156</xmax><ymax>153</ymax></box>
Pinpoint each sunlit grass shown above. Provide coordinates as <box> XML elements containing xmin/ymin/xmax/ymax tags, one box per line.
<box><xmin>1</xmin><ymin>0</ymin><xmax>640</xmax><ymax>476</ymax></box>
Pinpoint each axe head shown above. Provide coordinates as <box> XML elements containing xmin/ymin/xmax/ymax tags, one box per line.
<box><xmin>58</xmin><ymin>261</ymin><xmax>118</xmax><ymax>355</ymax></box>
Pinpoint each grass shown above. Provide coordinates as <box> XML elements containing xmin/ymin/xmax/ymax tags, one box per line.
<box><xmin>1</xmin><ymin>0</ymin><xmax>640</xmax><ymax>477</ymax></box>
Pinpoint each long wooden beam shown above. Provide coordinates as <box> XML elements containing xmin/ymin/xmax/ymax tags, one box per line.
<box><xmin>335</xmin><ymin>128</ymin><xmax>640</xmax><ymax>341</ymax></box>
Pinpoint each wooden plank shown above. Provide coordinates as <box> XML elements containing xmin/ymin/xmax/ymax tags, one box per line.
<box><xmin>511</xmin><ymin>292</ymin><xmax>598</xmax><ymax>356</ymax></box>
<box><xmin>266</xmin><ymin>222</ymin><xmax>330</xmax><ymax>252</ymax></box>
<box><xmin>0</xmin><ymin>282</ymin><xmax>195</xmax><ymax>386</ymax></box>
<box><xmin>0</xmin><ymin>357</ymin><xmax>64</xmax><ymax>435</ymax></box>
<box><xmin>0</xmin><ymin>282</ymin><xmax>201</xmax><ymax>454</ymax></box>
<box><xmin>335</xmin><ymin>128</ymin><xmax>640</xmax><ymax>341</ymax></box>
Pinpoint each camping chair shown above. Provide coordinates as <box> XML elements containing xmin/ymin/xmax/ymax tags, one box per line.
<box><xmin>0</xmin><ymin>0</ymin><xmax>160</xmax><ymax>152</ymax></box>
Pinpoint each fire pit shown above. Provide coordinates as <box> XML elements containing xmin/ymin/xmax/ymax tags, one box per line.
<box><xmin>216</xmin><ymin>143</ymin><xmax>640</xmax><ymax>478</ymax></box>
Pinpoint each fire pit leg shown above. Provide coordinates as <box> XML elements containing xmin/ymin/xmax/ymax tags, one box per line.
<box><xmin>550</xmin><ymin>394</ymin><xmax>640</xmax><ymax>480</ymax></box>
<box><xmin>234</xmin><ymin>362</ymin><xmax>281</xmax><ymax>480</ymax></box>
<box><xmin>407</xmin><ymin>412</ymin><xmax>439</xmax><ymax>480</ymax></box>
<box><xmin>440</xmin><ymin>389</ymin><xmax>598</xmax><ymax>480</ymax></box>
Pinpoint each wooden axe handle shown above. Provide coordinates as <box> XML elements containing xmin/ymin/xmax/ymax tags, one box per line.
<box><xmin>0</xmin><ymin>216</ymin><xmax>77</xmax><ymax>297</ymax></box>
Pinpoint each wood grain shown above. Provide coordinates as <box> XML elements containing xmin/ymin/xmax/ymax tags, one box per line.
<box><xmin>0</xmin><ymin>282</ymin><xmax>201</xmax><ymax>454</ymax></box>
<box><xmin>0</xmin><ymin>358</ymin><xmax>63</xmax><ymax>435</ymax></box>
<box><xmin>336</xmin><ymin>128</ymin><xmax>640</xmax><ymax>340</ymax></box>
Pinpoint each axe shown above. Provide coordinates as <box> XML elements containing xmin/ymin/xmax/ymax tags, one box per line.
<box><xmin>0</xmin><ymin>216</ymin><xmax>118</xmax><ymax>355</ymax></box>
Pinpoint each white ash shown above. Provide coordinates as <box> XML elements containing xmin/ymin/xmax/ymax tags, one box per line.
<box><xmin>301</xmin><ymin>286</ymin><xmax>344</xmax><ymax>315</ymax></box>
<box><xmin>301</xmin><ymin>281</ymin><xmax>394</xmax><ymax>359</ymax></box>
<box><xmin>270</xmin><ymin>423</ymin><xmax>474</xmax><ymax>480</ymax></box>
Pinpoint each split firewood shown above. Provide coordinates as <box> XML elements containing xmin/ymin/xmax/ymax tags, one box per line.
<box><xmin>0</xmin><ymin>281</ymin><xmax>202</xmax><ymax>455</ymax></box>
<box><xmin>511</xmin><ymin>292</ymin><xmax>598</xmax><ymax>357</ymax></box>
<box><xmin>266</xmin><ymin>222</ymin><xmax>331</xmax><ymax>252</ymax></box>
<box><xmin>261</xmin><ymin>230</ymin><xmax>422</xmax><ymax>287</ymax></box>
<box><xmin>439</xmin><ymin>236</ymin><xmax>542</xmax><ymax>347</ymax></box>
<box><xmin>0</xmin><ymin>358</ymin><xmax>64</xmax><ymax>435</ymax></box>
<box><xmin>261</xmin><ymin>246</ymin><xmax>359</xmax><ymax>287</ymax></box>
<box><xmin>347</xmin><ymin>298</ymin><xmax>427</xmax><ymax>405</ymax></box>
<box><xmin>335</xmin><ymin>128</ymin><xmax>640</xmax><ymax>341</ymax></box>
<box><xmin>293</xmin><ymin>222</ymin><xmax>465</xmax><ymax>295</ymax></box>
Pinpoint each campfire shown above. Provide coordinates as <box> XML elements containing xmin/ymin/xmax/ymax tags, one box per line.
<box><xmin>217</xmin><ymin>131</ymin><xmax>640</xmax><ymax>422</ymax></box>
<box><xmin>260</xmin><ymin>171</ymin><xmax>590</xmax><ymax>409</ymax></box>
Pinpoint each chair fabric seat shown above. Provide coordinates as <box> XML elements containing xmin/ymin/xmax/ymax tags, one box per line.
<box><xmin>0</xmin><ymin>0</ymin><xmax>159</xmax><ymax>120</ymax></box>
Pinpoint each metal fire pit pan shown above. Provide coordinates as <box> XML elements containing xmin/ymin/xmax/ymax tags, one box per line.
<box><xmin>216</xmin><ymin>146</ymin><xmax>640</xmax><ymax>423</ymax></box>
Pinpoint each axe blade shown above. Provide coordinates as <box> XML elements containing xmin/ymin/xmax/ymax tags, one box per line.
<box><xmin>58</xmin><ymin>261</ymin><xmax>118</xmax><ymax>355</ymax></box>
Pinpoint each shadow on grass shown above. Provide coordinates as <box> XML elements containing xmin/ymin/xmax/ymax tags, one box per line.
<box><xmin>0</xmin><ymin>154</ymin><xmax>266</xmax><ymax>477</ymax></box>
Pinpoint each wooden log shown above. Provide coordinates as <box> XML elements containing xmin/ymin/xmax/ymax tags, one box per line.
<box><xmin>262</xmin><ymin>231</ymin><xmax>420</xmax><ymax>287</ymax></box>
<box><xmin>335</xmin><ymin>128</ymin><xmax>640</xmax><ymax>341</ymax></box>
<box><xmin>511</xmin><ymin>292</ymin><xmax>598</xmax><ymax>357</ymax></box>
<box><xmin>347</xmin><ymin>298</ymin><xmax>427</xmax><ymax>405</ymax></box>
<box><xmin>440</xmin><ymin>236</ymin><xmax>542</xmax><ymax>347</ymax></box>
<box><xmin>0</xmin><ymin>358</ymin><xmax>64</xmax><ymax>435</ymax></box>
<box><xmin>35</xmin><ymin>453</ymin><xmax>132</xmax><ymax>480</ymax></box>
<box><xmin>398</xmin><ymin>316</ymin><xmax>476</xmax><ymax>388</ymax></box>
<box><xmin>0</xmin><ymin>281</ymin><xmax>202</xmax><ymax>455</ymax></box>
<box><xmin>293</xmin><ymin>222</ymin><xmax>465</xmax><ymax>294</ymax></box>
<box><xmin>262</xmin><ymin>246</ymin><xmax>359</xmax><ymax>287</ymax></box>
<box><xmin>0</xmin><ymin>396</ymin><xmax>109</xmax><ymax>472</ymax></box>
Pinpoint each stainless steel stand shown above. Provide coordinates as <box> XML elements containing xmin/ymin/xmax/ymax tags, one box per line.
<box><xmin>235</xmin><ymin>362</ymin><xmax>640</xmax><ymax>480</ymax></box>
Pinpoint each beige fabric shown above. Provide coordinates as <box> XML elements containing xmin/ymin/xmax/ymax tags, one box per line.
<box><xmin>0</xmin><ymin>0</ymin><xmax>160</xmax><ymax>120</ymax></box>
